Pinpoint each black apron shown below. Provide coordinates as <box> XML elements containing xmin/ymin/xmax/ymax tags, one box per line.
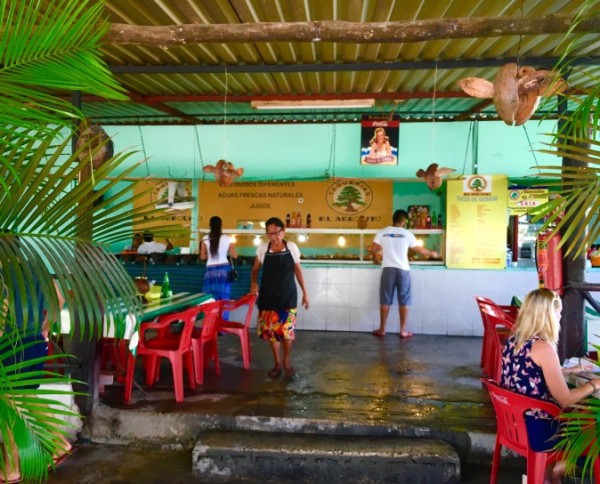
<box><xmin>257</xmin><ymin>241</ymin><xmax>297</xmax><ymax>310</ymax></box>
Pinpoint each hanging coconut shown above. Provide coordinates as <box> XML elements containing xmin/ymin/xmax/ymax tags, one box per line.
<box><xmin>203</xmin><ymin>159</ymin><xmax>244</xmax><ymax>187</ymax></box>
<box><xmin>458</xmin><ymin>63</ymin><xmax>568</xmax><ymax>126</ymax></box>
<box><xmin>416</xmin><ymin>163</ymin><xmax>455</xmax><ymax>191</ymax></box>
<box><xmin>76</xmin><ymin>123</ymin><xmax>114</xmax><ymax>168</ymax></box>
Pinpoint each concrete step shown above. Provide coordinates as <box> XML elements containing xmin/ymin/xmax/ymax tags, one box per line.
<box><xmin>192</xmin><ymin>430</ymin><xmax>461</xmax><ymax>483</ymax></box>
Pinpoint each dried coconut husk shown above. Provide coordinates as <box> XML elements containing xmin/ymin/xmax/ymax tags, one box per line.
<box><xmin>515</xmin><ymin>90</ymin><xmax>540</xmax><ymax>126</ymax></box>
<box><xmin>536</xmin><ymin>72</ymin><xmax>568</xmax><ymax>96</ymax></box>
<box><xmin>458</xmin><ymin>63</ymin><xmax>568</xmax><ymax>126</ymax></box>
<box><xmin>457</xmin><ymin>77</ymin><xmax>494</xmax><ymax>98</ymax></box>
<box><xmin>493</xmin><ymin>63</ymin><xmax>519</xmax><ymax>126</ymax></box>
<box><xmin>203</xmin><ymin>159</ymin><xmax>244</xmax><ymax>187</ymax></box>
<box><xmin>76</xmin><ymin>124</ymin><xmax>113</xmax><ymax>168</ymax></box>
<box><xmin>416</xmin><ymin>163</ymin><xmax>455</xmax><ymax>191</ymax></box>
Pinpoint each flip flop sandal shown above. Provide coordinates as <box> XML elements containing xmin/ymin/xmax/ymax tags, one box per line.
<box><xmin>268</xmin><ymin>367</ymin><xmax>282</xmax><ymax>378</ymax></box>
<box><xmin>51</xmin><ymin>446</ymin><xmax>75</xmax><ymax>469</ymax></box>
<box><xmin>284</xmin><ymin>367</ymin><xmax>296</xmax><ymax>378</ymax></box>
<box><xmin>0</xmin><ymin>474</ymin><xmax>21</xmax><ymax>483</ymax></box>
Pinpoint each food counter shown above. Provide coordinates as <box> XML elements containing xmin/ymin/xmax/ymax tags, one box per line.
<box><xmin>218</xmin><ymin>228</ymin><xmax>445</xmax><ymax>265</ymax></box>
<box><xmin>118</xmin><ymin>251</ymin><xmax>540</xmax><ymax>337</ymax></box>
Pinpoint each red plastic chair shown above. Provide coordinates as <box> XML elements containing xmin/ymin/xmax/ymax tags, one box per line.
<box><xmin>100</xmin><ymin>338</ymin><xmax>130</xmax><ymax>383</ymax></box>
<box><xmin>475</xmin><ymin>296</ymin><xmax>517</xmax><ymax>377</ymax></box>
<box><xmin>190</xmin><ymin>300</ymin><xmax>223</xmax><ymax>384</ymax></box>
<box><xmin>480</xmin><ymin>304</ymin><xmax>515</xmax><ymax>382</ymax></box>
<box><xmin>217</xmin><ymin>294</ymin><xmax>257</xmax><ymax>370</ymax></box>
<box><xmin>481</xmin><ymin>378</ymin><xmax>600</xmax><ymax>484</ymax></box>
<box><xmin>123</xmin><ymin>305</ymin><xmax>198</xmax><ymax>403</ymax></box>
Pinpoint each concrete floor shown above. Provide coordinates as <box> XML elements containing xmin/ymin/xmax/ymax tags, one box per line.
<box><xmin>41</xmin><ymin>330</ymin><xmax>559</xmax><ymax>482</ymax></box>
<box><xmin>95</xmin><ymin>331</ymin><xmax>494</xmax><ymax>433</ymax></box>
<box><xmin>47</xmin><ymin>443</ymin><xmax>528</xmax><ymax>483</ymax></box>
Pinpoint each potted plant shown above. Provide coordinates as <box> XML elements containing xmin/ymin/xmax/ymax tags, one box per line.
<box><xmin>0</xmin><ymin>0</ymin><xmax>182</xmax><ymax>481</ymax></box>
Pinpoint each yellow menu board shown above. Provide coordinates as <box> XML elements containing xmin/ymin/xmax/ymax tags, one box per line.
<box><xmin>446</xmin><ymin>175</ymin><xmax>508</xmax><ymax>269</ymax></box>
<box><xmin>198</xmin><ymin>179</ymin><xmax>393</xmax><ymax>230</ymax></box>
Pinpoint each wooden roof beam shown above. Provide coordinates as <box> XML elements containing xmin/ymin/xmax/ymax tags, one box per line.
<box><xmin>104</xmin><ymin>13</ymin><xmax>600</xmax><ymax>47</ymax></box>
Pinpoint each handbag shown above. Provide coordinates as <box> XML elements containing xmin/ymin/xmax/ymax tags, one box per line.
<box><xmin>227</xmin><ymin>255</ymin><xmax>239</xmax><ymax>282</ymax></box>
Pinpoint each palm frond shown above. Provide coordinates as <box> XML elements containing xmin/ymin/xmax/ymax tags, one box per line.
<box><xmin>0</xmin><ymin>0</ymin><xmax>128</xmax><ymax>171</ymax></box>
<box><xmin>0</xmin><ymin>127</ymin><xmax>186</xmax><ymax>337</ymax></box>
<box><xmin>556</xmin><ymin>398</ymin><xmax>600</xmax><ymax>480</ymax></box>
<box><xmin>530</xmin><ymin>128</ymin><xmax>600</xmax><ymax>257</ymax></box>
<box><xmin>551</xmin><ymin>0</ymin><xmax>600</xmax><ymax>140</ymax></box>
<box><xmin>0</xmin><ymin>332</ymin><xmax>82</xmax><ymax>481</ymax></box>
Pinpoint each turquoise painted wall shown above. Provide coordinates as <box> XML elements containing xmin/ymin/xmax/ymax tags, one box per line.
<box><xmin>102</xmin><ymin>120</ymin><xmax>559</xmax><ymax>252</ymax></box>
<box><xmin>103</xmin><ymin>120</ymin><xmax>561</xmax><ymax>182</ymax></box>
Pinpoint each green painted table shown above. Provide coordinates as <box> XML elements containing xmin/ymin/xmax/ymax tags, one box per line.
<box><xmin>141</xmin><ymin>292</ymin><xmax>214</xmax><ymax>322</ymax></box>
<box><xmin>57</xmin><ymin>292</ymin><xmax>214</xmax><ymax>338</ymax></box>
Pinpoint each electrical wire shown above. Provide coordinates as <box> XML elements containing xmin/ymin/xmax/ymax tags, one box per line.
<box><xmin>460</xmin><ymin>121</ymin><xmax>474</xmax><ymax>176</ymax></box>
<box><xmin>431</xmin><ymin>61</ymin><xmax>438</xmax><ymax>163</ymax></box>
<box><xmin>223</xmin><ymin>66</ymin><xmax>229</xmax><ymax>161</ymax></box>
<box><xmin>193</xmin><ymin>125</ymin><xmax>205</xmax><ymax>180</ymax></box>
<box><xmin>325</xmin><ymin>124</ymin><xmax>336</xmax><ymax>178</ymax></box>
<box><xmin>522</xmin><ymin>124</ymin><xmax>540</xmax><ymax>168</ymax></box>
<box><xmin>138</xmin><ymin>125</ymin><xmax>150</xmax><ymax>177</ymax></box>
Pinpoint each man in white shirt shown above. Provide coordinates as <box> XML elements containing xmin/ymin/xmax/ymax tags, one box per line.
<box><xmin>137</xmin><ymin>233</ymin><xmax>173</xmax><ymax>254</ymax></box>
<box><xmin>371</xmin><ymin>209</ymin><xmax>438</xmax><ymax>339</ymax></box>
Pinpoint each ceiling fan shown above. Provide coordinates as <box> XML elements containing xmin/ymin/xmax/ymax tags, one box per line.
<box><xmin>154</xmin><ymin>181</ymin><xmax>195</xmax><ymax>210</ymax></box>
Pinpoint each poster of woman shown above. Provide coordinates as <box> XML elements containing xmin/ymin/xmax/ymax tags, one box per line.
<box><xmin>360</xmin><ymin>118</ymin><xmax>399</xmax><ymax>165</ymax></box>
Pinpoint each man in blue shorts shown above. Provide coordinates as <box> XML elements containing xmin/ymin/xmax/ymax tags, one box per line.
<box><xmin>371</xmin><ymin>209</ymin><xmax>438</xmax><ymax>338</ymax></box>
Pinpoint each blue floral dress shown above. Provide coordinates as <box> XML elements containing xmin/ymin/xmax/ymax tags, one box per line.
<box><xmin>501</xmin><ymin>335</ymin><xmax>559</xmax><ymax>451</ymax></box>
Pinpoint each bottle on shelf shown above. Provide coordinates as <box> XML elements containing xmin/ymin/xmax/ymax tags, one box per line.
<box><xmin>426</xmin><ymin>213</ymin><xmax>432</xmax><ymax>228</ymax></box>
<box><xmin>296</xmin><ymin>209</ymin><xmax>302</xmax><ymax>228</ymax></box>
<box><xmin>291</xmin><ymin>210</ymin><xmax>296</xmax><ymax>227</ymax></box>
<box><xmin>160</xmin><ymin>272</ymin><xmax>173</xmax><ymax>299</ymax></box>
<box><xmin>285</xmin><ymin>213</ymin><xmax>291</xmax><ymax>228</ymax></box>
<box><xmin>306</xmin><ymin>213</ymin><xmax>312</xmax><ymax>228</ymax></box>
<box><xmin>431</xmin><ymin>211</ymin><xmax>437</xmax><ymax>227</ymax></box>
<box><xmin>437</xmin><ymin>213</ymin><xmax>443</xmax><ymax>228</ymax></box>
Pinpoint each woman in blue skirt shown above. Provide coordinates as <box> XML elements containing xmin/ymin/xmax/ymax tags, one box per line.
<box><xmin>200</xmin><ymin>216</ymin><xmax>237</xmax><ymax>300</ymax></box>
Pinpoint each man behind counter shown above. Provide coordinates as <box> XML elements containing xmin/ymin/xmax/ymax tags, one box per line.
<box><xmin>371</xmin><ymin>209</ymin><xmax>438</xmax><ymax>339</ymax></box>
<box><xmin>137</xmin><ymin>232</ymin><xmax>173</xmax><ymax>254</ymax></box>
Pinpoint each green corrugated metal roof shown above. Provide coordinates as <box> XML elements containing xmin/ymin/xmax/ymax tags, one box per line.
<box><xmin>48</xmin><ymin>0</ymin><xmax>600</xmax><ymax>125</ymax></box>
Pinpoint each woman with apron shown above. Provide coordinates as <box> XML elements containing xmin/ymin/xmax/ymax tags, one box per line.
<box><xmin>250</xmin><ymin>217</ymin><xmax>309</xmax><ymax>378</ymax></box>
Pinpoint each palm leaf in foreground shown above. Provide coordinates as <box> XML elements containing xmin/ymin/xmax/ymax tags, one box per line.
<box><xmin>0</xmin><ymin>332</ymin><xmax>83</xmax><ymax>482</ymax></box>
<box><xmin>0</xmin><ymin>127</ymin><xmax>188</xmax><ymax>337</ymax></box>
<box><xmin>529</xmin><ymin>135</ymin><xmax>600</xmax><ymax>257</ymax></box>
<box><xmin>556</xmin><ymin>397</ymin><xmax>600</xmax><ymax>480</ymax></box>
<box><xmin>0</xmin><ymin>0</ymin><xmax>128</xmax><ymax>167</ymax></box>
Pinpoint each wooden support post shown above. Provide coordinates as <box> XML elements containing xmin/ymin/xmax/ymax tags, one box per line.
<box><xmin>557</xmin><ymin>97</ymin><xmax>587</xmax><ymax>361</ymax></box>
<box><xmin>67</xmin><ymin>100</ymin><xmax>102</xmax><ymax>416</ymax></box>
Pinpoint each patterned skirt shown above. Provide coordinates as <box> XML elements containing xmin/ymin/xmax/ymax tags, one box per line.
<box><xmin>202</xmin><ymin>263</ymin><xmax>232</xmax><ymax>301</ymax></box>
<box><xmin>256</xmin><ymin>309</ymin><xmax>296</xmax><ymax>342</ymax></box>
